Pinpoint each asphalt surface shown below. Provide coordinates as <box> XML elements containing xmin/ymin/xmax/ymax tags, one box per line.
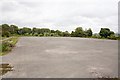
<box><xmin>1</xmin><ymin>37</ymin><xmax>118</xmax><ymax>78</ymax></box>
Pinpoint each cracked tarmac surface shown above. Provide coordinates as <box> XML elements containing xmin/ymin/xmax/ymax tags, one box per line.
<box><xmin>1</xmin><ymin>37</ymin><xmax>118</xmax><ymax>78</ymax></box>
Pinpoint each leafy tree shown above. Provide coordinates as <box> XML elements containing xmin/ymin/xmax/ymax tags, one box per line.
<box><xmin>37</xmin><ymin>29</ymin><xmax>42</xmax><ymax>34</ymax></box>
<box><xmin>107</xmin><ymin>34</ymin><xmax>116</xmax><ymax>40</ymax></box>
<box><xmin>18</xmin><ymin>28</ymin><xmax>23</xmax><ymax>35</ymax></box>
<box><xmin>1</xmin><ymin>24</ymin><xmax>11</xmax><ymax>37</ymax></box>
<box><xmin>85</xmin><ymin>28</ymin><xmax>93</xmax><ymax>37</ymax></box>
<box><xmin>62</xmin><ymin>31</ymin><xmax>70</xmax><ymax>37</ymax></box>
<box><xmin>74</xmin><ymin>27</ymin><xmax>84</xmax><ymax>37</ymax></box>
<box><xmin>71</xmin><ymin>31</ymin><xmax>75</xmax><ymax>37</ymax></box>
<box><xmin>40</xmin><ymin>28</ymin><xmax>50</xmax><ymax>34</ymax></box>
<box><xmin>55</xmin><ymin>30</ymin><xmax>63</xmax><ymax>36</ymax></box>
<box><xmin>51</xmin><ymin>30</ymin><xmax>55</xmax><ymax>33</ymax></box>
<box><xmin>39</xmin><ymin>33</ymin><xmax>44</xmax><ymax>36</ymax></box>
<box><xmin>32</xmin><ymin>28</ymin><xmax>38</xmax><ymax>35</ymax></box>
<box><xmin>109</xmin><ymin>31</ymin><xmax>115</xmax><ymax>36</ymax></box>
<box><xmin>1</xmin><ymin>23</ymin><xmax>118</xmax><ymax>40</ymax></box>
<box><xmin>44</xmin><ymin>33</ymin><xmax>50</xmax><ymax>36</ymax></box>
<box><xmin>99</xmin><ymin>28</ymin><xmax>114</xmax><ymax>38</ymax></box>
<box><xmin>92</xmin><ymin>33</ymin><xmax>101</xmax><ymax>38</ymax></box>
<box><xmin>18</xmin><ymin>27</ymin><xmax>31</xmax><ymax>35</ymax></box>
<box><xmin>9</xmin><ymin>25</ymin><xmax>18</xmax><ymax>34</ymax></box>
<box><xmin>34</xmin><ymin>33</ymin><xmax>39</xmax><ymax>36</ymax></box>
<box><xmin>23</xmin><ymin>27</ymin><xmax>31</xmax><ymax>34</ymax></box>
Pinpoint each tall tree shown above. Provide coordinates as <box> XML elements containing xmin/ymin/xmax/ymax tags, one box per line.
<box><xmin>55</xmin><ymin>30</ymin><xmax>62</xmax><ymax>36</ymax></box>
<box><xmin>19</xmin><ymin>27</ymin><xmax>31</xmax><ymax>35</ymax></box>
<box><xmin>71</xmin><ymin>31</ymin><xmax>75</xmax><ymax>37</ymax></box>
<box><xmin>74</xmin><ymin>27</ymin><xmax>84</xmax><ymax>37</ymax></box>
<box><xmin>62</xmin><ymin>31</ymin><xmax>70</xmax><ymax>37</ymax></box>
<box><xmin>32</xmin><ymin>28</ymin><xmax>39</xmax><ymax>35</ymax></box>
<box><xmin>85</xmin><ymin>28</ymin><xmax>93</xmax><ymax>37</ymax></box>
<box><xmin>9</xmin><ymin>25</ymin><xmax>18</xmax><ymax>34</ymax></box>
<box><xmin>99</xmin><ymin>28</ymin><xmax>114</xmax><ymax>38</ymax></box>
<box><xmin>2</xmin><ymin>24</ymin><xmax>11</xmax><ymax>37</ymax></box>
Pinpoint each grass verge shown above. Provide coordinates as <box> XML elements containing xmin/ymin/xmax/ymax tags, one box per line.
<box><xmin>0</xmin><ymin>37</ymin><xmax>19</xmax><ymax>56</ymax></box>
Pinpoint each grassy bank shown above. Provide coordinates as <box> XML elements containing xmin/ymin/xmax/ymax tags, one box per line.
<box><xmin>0</xmin><ymin>37</ymin><xmax>19</xmax><ymax>56</ymax></box>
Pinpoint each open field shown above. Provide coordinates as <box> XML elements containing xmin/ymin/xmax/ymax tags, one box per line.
<box><xmin>1</xmin><ymin>37</ymin><xmax>118</xmax><ymax>78</ymax></box>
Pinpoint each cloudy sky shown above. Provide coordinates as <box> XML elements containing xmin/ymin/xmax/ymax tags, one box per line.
<box><xmin>0</xmin><ymin>0</ymin><xmax>119</xmax><ymax>33</ymax></box>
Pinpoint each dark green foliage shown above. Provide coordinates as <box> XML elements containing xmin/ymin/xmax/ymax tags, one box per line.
<box><xmin>85</xmin><ymin>28</ymin><xmax>93</xmax><ymax>37</ymax></box>
<box><xmin>32</xmin><ymin>28</ymin><xmax>50</xmax><ymax>36</ymax></box>
<box><xmin>2</xmin><ymin>42</ymin><xmax>14</xmax><ymax>52</ymax></box>
<box><xmin>62</xmin><ymin>31</ymin><xmax>70</xmax><ymax>37</ymax></box>
<box><xmin>32</xmin><ymin>27</ymin><xmax>38</xmax><ymax>34</ymax></box>
<box><xmin>4</xmin><ymin>32</ymin><xmax>11</xmax><ymax>37</ymax></box>
<box><xmin>18</xmin><ymin>28</ymin><xmax>23</xmax><ymax>35</ymax></box>
<box><xmin>74</xmin><ymin>27</ymin><xmax>84</xmax><ymax>37</ymax></box>
<box><xmin>99</xmin><ymin>28</ymin><xmax>114</xmax><ymax>38</ymax></box>
<box><xmin>109</xmin><ymin>31</ymin><xmax>115</xmax><ymax>35</ymax></box>
<box><xmin>51</xmin><ymin>30</ymin><xmax>56</xmax><ymax>33</ymax></box>
<box><xmin>107</xmin><ymin>34</ymin><xmax>117</xmax><ymax>40</ymax></box>
<box><xmin>1</xmin><ymin>23</ymin><xmax>119</xmax><ymax>40</ymax></box>
<box><xmin>1</xmin><ymin>24</ymin><xmax>18</xmax><ymax>37</ymax></box>
<box><xmin>0</xmin><ymin>37</ymin><xmax>18</xmax><ymax>55</ymax></box>
<box><xmin>22</xmin><ymin>27</ymin><xmax>32</xmax><ymax>35</ymax></box>
<box><xmin>40</xmin><ymin>28</ymin><xmax>50</xmax><ymax>33</ymax></box>
<box><xmin>71</xmin><ymin>31</ymin><xmax>75</xmax><ymax>37</ymax></box>
<box><xmin>92</xmin><ymin>33</ymin><xmax>101</xmax><ymax>38</ymax></box>
<box><xmin>9</xmin><ymin>25</ymin><xmax>18</xmax><ymax>34</ymax></box>
<box><xmin>34</xmin><ymin>33</ymin><xmax>39</xmax><ymax>36</ymax></box>
<box><xmin>1</xmin><ymin>24</ymin><xmax>11</xmax><ymax>37</ymax></box>
<box><xmin>55</xmin><ymin>30</ymin><xmax>63</xmax><ymax>36</ymax></box>
<box><xmin>71</xmin><ymin>27</ymin><xmax>93</xmax><ymax>37</ymax></box>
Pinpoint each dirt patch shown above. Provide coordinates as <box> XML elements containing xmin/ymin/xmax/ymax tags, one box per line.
<box><xmin>0</xmin><ymin>63</ymin><xmax>13</xmax><ymax>76</ymax></box>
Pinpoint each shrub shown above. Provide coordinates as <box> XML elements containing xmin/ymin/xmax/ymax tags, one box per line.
<box><xmin>33</xmin><ymin>33</ymin><xmax>39</xmax><ymax>36</ymax></box>
<box><xmin>2</xmin><ymin>32</ymin><xmax>11</xmax><ymax>37</ymax></box>
<box><xmin>107</xmin><ymin>34</ymin><xmax>117</xmax><ymax>40</ymax></box>
<box><xmin>2</xmin><ymin>42</ymin><xmax>14</xmax><ymax>52</ymax></box>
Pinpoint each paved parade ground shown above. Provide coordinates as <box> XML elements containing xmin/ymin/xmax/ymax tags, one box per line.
<box><xmin>1</xmin><ymin>37</ymin><xmax>118</xmax><ymax>78</ymax></box>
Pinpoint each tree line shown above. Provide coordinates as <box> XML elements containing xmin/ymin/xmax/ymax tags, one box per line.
<box><xmin>0</xmin><ymin>24</ymin><xmax>119</xmax><ymax>40</ymax></box>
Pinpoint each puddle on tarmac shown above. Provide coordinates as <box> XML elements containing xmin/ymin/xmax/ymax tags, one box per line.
<box><xmin>0</xmin><ymin>63</ymin><xmax>13</xmax><ymax>76</ymax></box>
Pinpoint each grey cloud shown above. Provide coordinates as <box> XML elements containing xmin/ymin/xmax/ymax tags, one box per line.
<box><xmin>1</xmin><ymin>0</ymin><xmax>119</xmax><ymax>33</ymax></box>
<box><xmin>1</xmin><ymin>1</ymin><xmax>18</xmax><ymax>12</ymax></box>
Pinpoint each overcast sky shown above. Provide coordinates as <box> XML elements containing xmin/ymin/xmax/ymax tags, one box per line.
<box><xmin>0</xmin><ymin>0</ymin><xmax>119</xmax><ymax>33</ymax></box>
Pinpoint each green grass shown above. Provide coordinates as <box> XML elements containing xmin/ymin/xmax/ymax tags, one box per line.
<box><xmin>0</xmin><ymin>37</ymin><xmax>19</xmax><ymax>56</ymax></box>
<box><xmin>8</xmin><ymin>37</ymin><xmax>18</xmax><ymax>45</ymax></box>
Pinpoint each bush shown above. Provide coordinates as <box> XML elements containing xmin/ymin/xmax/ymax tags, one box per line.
<box><xmin>33</xmin><ymin>33</ymin><xmax>39</xmax><ymax>36</ymax></box>
<box><xmin>2</xmin><ymin>32</ymin><xmax>11</xmax><ymax>37</ymax></box>
<box><xmin>92</xmin><ymin>34</ymin><xmax>101</xmax><ymax>38</ymax></box>
<box><xmin>39</xmin><ymin>34</ymin><xmax>43</xmax><ymax>37</ymax></box>
<box><xmin>107</xmin><ymin>35</ymin><xmax>117</xmax><ymax>40</ymax></box>
<box><xmin>2</xmin><ymin>42</ymin><xmax>14</xmax><ymax>52</ymax></box>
